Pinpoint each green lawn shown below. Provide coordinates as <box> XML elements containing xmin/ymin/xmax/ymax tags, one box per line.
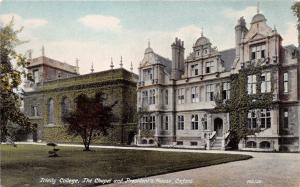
<box><xmin>1</xmin><ymin>144</ymin><xmax>251</xmax><ymax>187</ymax></box>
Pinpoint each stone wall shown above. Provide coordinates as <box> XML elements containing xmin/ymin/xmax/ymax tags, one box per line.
<box><xmin>24</xmin><ymin>68</ymin><xmax>138</xmax><ymax>145</ymax></box>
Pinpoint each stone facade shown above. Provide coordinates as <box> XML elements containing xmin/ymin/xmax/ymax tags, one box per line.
<box><xmin>137</xmin><ymin>11</ymin><xmax>300</xmax><ymax>152</ymax></box>
<box><xmin>23</xmin><ymin>55</ymin><xmax>138</xmax><ymax>145</ymax></box>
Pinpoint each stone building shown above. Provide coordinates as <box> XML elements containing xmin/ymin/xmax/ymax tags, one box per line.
<box><xmin>137</xmin><ymin>10</ymin><xmax>300</xmax><ymax>152</ymax></box>
<box><xmin>23</xmin><ymin>53</ymin><xmax>138</xmax><ymax>145</ymax></box>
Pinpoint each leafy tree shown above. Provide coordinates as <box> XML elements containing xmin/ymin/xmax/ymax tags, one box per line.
<box><xmin>0</xmin><ymin>19</ymin><xmax>32</xmax><ymax>142</ymax></box>
<box><xmin>292</xmin><ymin>2</ymin><xmax>300</xmax><ymax>48</ymax></box>
<box><xmin>63</xmin><ymin>93</ymin><xmax>117</xmax><ymax>151</ymax></box>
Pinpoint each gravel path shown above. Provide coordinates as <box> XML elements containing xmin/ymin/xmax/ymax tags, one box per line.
<box><xmin>105</xmin><ymin>151</ymin><xmax>300</xmax><ymax>187</ymax></box>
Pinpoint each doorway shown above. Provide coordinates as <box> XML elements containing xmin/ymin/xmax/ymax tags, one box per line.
<box><xmin>214</xmin><ymin>118</ymin><xmax>223</xmax><ymax>137</ymax></box>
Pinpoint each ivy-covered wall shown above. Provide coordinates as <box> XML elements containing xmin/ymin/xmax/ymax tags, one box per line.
<box><xmin>213</xmin><ymin>64</ymin><xmax>277</xmax><ymax>148</ymax></box>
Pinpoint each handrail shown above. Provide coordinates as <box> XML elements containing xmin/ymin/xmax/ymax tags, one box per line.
<box><xmin>209</xmin><ymin>131</ymin><xmax>216</xmax><ymax>140</ymax></box>
<box><xmin>224</xmin><ymin>131</ymin><xmax>230</xmax><ymax>140</ymax></box>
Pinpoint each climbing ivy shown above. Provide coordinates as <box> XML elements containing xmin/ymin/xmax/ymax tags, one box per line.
<box><xmin>212</xmin><ymin>63</ymin><xmax>276</xmax><ymax>149</ymax></box>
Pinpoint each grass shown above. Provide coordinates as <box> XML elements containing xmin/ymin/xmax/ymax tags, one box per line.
<box><xmin>0</xmin><ymin>144</ymin><xmax>251</xmax><ymax>187</ymax></box>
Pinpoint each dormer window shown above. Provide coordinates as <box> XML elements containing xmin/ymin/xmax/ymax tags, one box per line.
<box><xmin>143</xmin><ymin>68</ymin><xmax>153</xmax><ymax>81</ymax></box>
<box><xmin>191</xmin><ymin>64</ymin><xmax>199</xmax><ymax>76</ymax></box>
<box><xmin>251</xmin><ymin>43</ymin><xmax>266</xmax><ymax>60</ymax></box>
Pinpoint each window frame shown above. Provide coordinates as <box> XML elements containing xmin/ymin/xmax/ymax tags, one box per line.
<box><xmin>261</xmin><ymin>72</ymin><xmax>271</xmax><ymax>93</ymax></box>
<box><xmin>283</xmin><ymin>108</ymin><xmax>289</xmax><ymax>129</ymax></box>
<box><xmin>205</xmin><ymin>61</ymin><xmax>213</xmax><ymax>74</ymax></box>
<box><xmin>247</xmin><ymin>110</ymin><xmax>257</xmax><ymax>129</ymax></box>
<box><xmin>283</xmin><ymin>72</ymin><xmax>289</xmax><ymax>93</ymax></box>
<box><xmin>177</xmin><ymin>88</ymin><xmax>185</xmax><ymax>104</ymax></box>
<box><xmin>222</xmin><ymin>82</ymin><xmax>230</xmax><ymax>100</ymax></box>
<box><xmin>177</xmin><ymin>115</ymin><xmax>184</xmax><ymax>130</ymax></box>
<box><xmin>191</xmin><ymin>86</ymin><xmax>200</xmax><ymax>103</ymax></box>
<box><xmin>191</xmin><ymin>114</ymin><xmax>199</xmax><ymax>130</ymax></box>
<box><xmin>206</xmin><ymin>84</ymin><xmax>215</xmax><ymax>101</ymax></box>
<box><xmin>247</xmin><ymin>75</ymin><xmax>257</xmax><ymax>95</ymax></box>
<box><xmin>260</xmin><ymin>109</ymin><xmax>271</xmax><ymax>129</ymax></box>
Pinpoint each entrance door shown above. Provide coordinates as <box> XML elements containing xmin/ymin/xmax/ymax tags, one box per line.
<box><xmin>214</xmin><ymin>118</ymin><xmax>223</xmax><ymax>137</ymax></box>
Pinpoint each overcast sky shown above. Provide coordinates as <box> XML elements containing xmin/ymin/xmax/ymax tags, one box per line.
<box><xmin>0</xmin><ymin>0</ymin><xmax>298</xmax><ymax>74</ymax></box>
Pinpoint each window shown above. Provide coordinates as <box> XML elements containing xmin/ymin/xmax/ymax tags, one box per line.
<box><xmin>141</xmin><ymin>139</ymin><xmax>147</xmax><ymax>144</ymax></box>
<box><xmin>251</xmin><ymin>44</ymin><xmax>266</xmax><ymax>60</ymax></box>
<box><xmin>177</xmin><ymin>115</ymin><xmax>184</xmax><ymax>130</ymax></box>
<box><xmin>61</xmin><ymin>97</ymin><xmax>70</xmax><ymax>123</ymax></box>
<box><xmin>149</xmin><ymin>139</ymin><xmax>154</xmax><ymax>144</ymax></box>
<box><xmin>248</xmin><ymin>110</ymin><xmax>257</xmax><ymax>129</ymax></box>
<box><xmin>140</xmin><ymin>116</ymin><xmax>148</xmax><ymax>130</ymax></box>
<box><xmin>164</xmin><ymin>116</ymin><xmax>169</xmax><ymax>130</ymax></box>
<box><xmin>260</xmin><ymin>141</ymin><xmax>271</xmax><ymax>149</ymax></box>
<box><xmin>142</xmin><ymin>91</ymin><xmax>148</xmax><ymax>106</ymax></box>
<box><xmin>33</xmin><ymin>70</ymin><xmax>39</xmax><ymax>83</ymax></box>
<box><xmin>191</xmin><ymin>86</ymin><xmax>200</xmax><ymax>103</ymax></box>
<box><xmin>222</xmin><ymin>82</ymin><xmax>230</xmax><ymax>100</ymax></box>
<box><xmin>31</xmin><ymin>106</ymin><xmax>38</xmax><ymax>117</ymax></box>
<box><xmin>48</xmin><ymin>99</ymin><xmax>54</xmax><ymax>124</ymax></box>
<box><xmin>284</xmin><ymin>73</ymin><xmax>288</xmax><ymax>93</ymax></box>
<box><xmin>206</xmin><ymin>84</ymin><xmax>215</xmax><ymax>101</ymax></box>
<box><xmin>205</xmin><ymin>61</ymin><xmax>213</xmax><ymax>73</ymax></box>
<box><xmin>165</xmin><ymin>89</ymin><xmax>168</xmax><ymax>105</ymax></box>
<box><xmin>177</xmin><ymin>88</ymin><xmax>185</xmax><ymax>104</ymax></box>
<box><xmin>202</xmin><ymin>114</ymin><xmax>208</xmax><ymax>130</ymax></box>
<box><xmin>246</xmin><ymin>141</ymin><xmax>257</xmax><ymax>148</ymax></box>
<box><xmin>177</xmin><ymin>141</ymin><xmax>183</xmax><ymax>145</ymax></box>
<box><xmin>190</xmin><ymin>142</ymin><xmax>198</xmax><ymax>146</ymax></box>
<box><xmin>149</xmin><ymin>116</ymin><xmax>156</xmax><ymax>130</ymax></box>
<box><xmin>247</xmin><ymin>75</ymin><xmax>257</xmax><ymax>94</ymax></box>
<box><xmin>260</xmin><ymin>109</ymin><xmax>271</xmax><ymax>128</ymax></box>
<box><xmin>283</xmin><ymin>108</ymin><xmax>288</xmax><ymax>129</ymax></box>
<box><xmin>143</xmin><ymin>68</ymin><xmax>153</xmax><ymax>81</ymax></box>
<box><xmin>191</xmin><ymin>64</ymin><xmax>199</xmax><ymax>76</ymax></box>
<box><xmin>191</xmin><ymin>114</ymin><xmax>199</xmax><ymax>130</ymax></box>
<box><xmin>261</xmin><ymin>72</ymin><xmax>271</xmax><ymax>93</ymax></box>
<box><xmin>149</xmin><ymin>89</ymin><xmax>155</xmax><ymax>105</ymax></box>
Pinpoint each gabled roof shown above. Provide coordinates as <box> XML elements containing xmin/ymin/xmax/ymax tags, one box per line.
<box><xmin>140</xmin><ymin>47</ymin><xmax>172</xmax><ymax>74</ymax></box>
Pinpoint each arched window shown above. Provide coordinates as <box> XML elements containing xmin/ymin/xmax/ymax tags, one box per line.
<box><xmin>149</xmin><ymin>139</ymin><xmax>154</xmax><ymax>144</ymax></box>
<box><xmin>48</xmin><ymin>98</ymin><xmax>54</xmax><ymax>124</ymax></box>
<box><xmin>260</xmin><ymin>141</ymin><xmax>271</xmax><ymax>149</ymax></box>
<box><xmin>61</xmin><ymin>97</ymin><xmax>70</xmax><ymax>116</ymax></box>
<box><xmin>141</xmin><ymin>139</ymin><xmax>147</xmax><ymax>144</ymax></box>
<box><xmin>246</xmin><ymin>141</ymin><xmax>257</xmax><ymax>148</ymax></box>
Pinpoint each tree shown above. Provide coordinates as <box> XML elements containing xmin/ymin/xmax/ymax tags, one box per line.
<box><xmin>62</xmin><ymin>93</ymin><xmax>117</xmax><ymax>151</ymax></box>
<box><xmin>0</xmin><ymin>19</ymin><xmax>32</xmax><ymax>142</ymax></box>
<box><xmin>292</xmin><ymin>2</ymin><xmax>300</xmax><ymax>49</ymax></box>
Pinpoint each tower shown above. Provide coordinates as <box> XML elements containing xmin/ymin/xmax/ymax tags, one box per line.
<box><xmin>171</xmin><ymin>37</ymin><xmax>185</xmax><ymax>80</ymax></box>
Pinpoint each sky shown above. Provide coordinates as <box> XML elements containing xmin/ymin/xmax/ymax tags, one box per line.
<box><xmin>0</xmin><ymin>0</ymin><xmax>298</xmax><ymax>74</ymax></box>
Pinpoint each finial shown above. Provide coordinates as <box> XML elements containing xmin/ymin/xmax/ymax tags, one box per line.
<box><xmin>148</xmin><ymin>39</ymin><xmax>150</xmax><ymax>48</ymax></box>
<box><xmin>257</xmin><ymin>2</ymin><xmax>260</xmax><ymax>14</ymax></box>
<box><xmin>91</xmin><ymin>62</ymin><xmax>94</xmax><ymax>73</ymax></box>
<box><xmin>110</xmin><ymin>57</ymin><xmax>114</xmax><ymax>69</ymax></box>
<box><xmin>201</xmin><ymin>27</ymin><xmax>204</xmax><ymax>37</ymax></box>
<box><xmin>41</xmin><ymin>45</ymin><xmax>45</xmax><ymax>56</ymax></box>
<box><xmin>75</xmin><ymin>58</ymin><xmax>79</xmax><ymax>67</ymax></box>
<box><xmin>120</xmin><ymin>56</ymin><xmax>123</xmax><ymax>68</ymax></box>
<box><xmin>130</xmin><ymin>61</ymin><xmax>133</xmax><ymax>72</ymax></box>
<box><xmin>273</xmin><ymin>25</ymin><xmax>277</xmax><ymax>32</ymax></box>
<box><xmin>28</xmin><ymin>49</ymin><xmax>32</xmax><ymax>59</ymax></box>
